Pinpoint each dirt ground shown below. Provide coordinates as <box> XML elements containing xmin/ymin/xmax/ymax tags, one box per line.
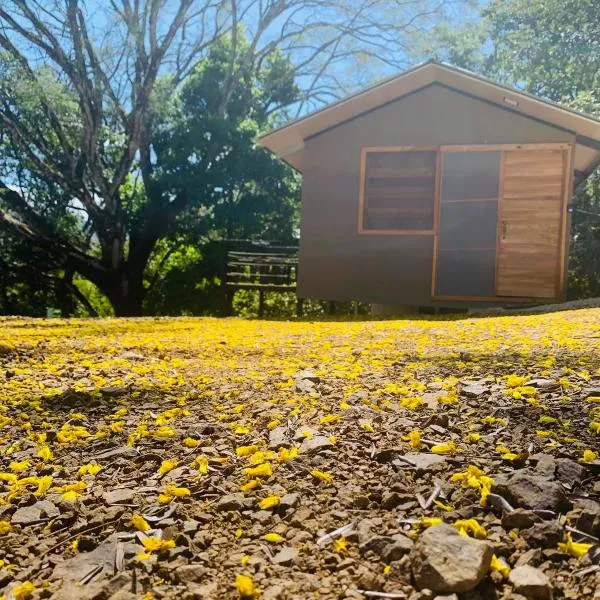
<box><xmin>0</xmin><ymin>310</ymin><xmax>599</xmax><ymax>600</ymax></box>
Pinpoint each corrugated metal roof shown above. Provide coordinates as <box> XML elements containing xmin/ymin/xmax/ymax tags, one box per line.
<box><xmin>258</xmin><ymin>60</ymin><xmax>600</xmax><ymax>183</ymax></box>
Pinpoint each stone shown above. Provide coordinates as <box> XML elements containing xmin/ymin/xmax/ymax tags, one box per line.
<box><xmin>531</xmin><ymin>454</ymin><xmax>556</xmax><ymax>478</ymax></box>
<box><xmin>11</xmin><ymin>505</ymin><xmax>41</xmax><ymax>525</ymax></box>
<box><xmin>272</xmin><ymin>546</ymin><xmax>299</xmax><ymax>565</ymax></box>
<box><xmin>295</xmin><ymin>378</ymin><xmax>315</xmax><ymax>393</ymax></box>
<box><xmin>183</xmin><ymin>520</ymin><xmax>200</xmax><ymax>535</ymax></box>
<box><xmin>174</xmin><ymin>564</ymin><xmax>206</xmax><ymax>584</ymax></box>
<box><xmin>103</xmin><ymin>488</ymin><xmax>134</xmax><ymax>505</ymax></box>
<box><xmin>289</xmin><ymin>506</ymin><xmax>313</xmax><ymax>528</ymax></box>
<box><xmin>434</xmin><ymin>595</ymin><xmax>459</xmax><ymax>600</ymax></box>
<box><xmin>295</xmin><ymin>370</ymin><xmax>320</xmax><ymax>383</ymax></box>
<box><xmin>569</xmin><ymin>499</ymin><xmax>600</xmax><ymax>537</ymax></box>
<box><xmin>410</xmin><ymin>524</ymin><xmax>493</xmax><ymax>593</ymax></box>
<box><xmin>35</xmin><ymin>500</ymin><xmax>60</xmax><ymax>518</ymax></box>
<box><xmin>280</xmin><ymin>493</ymin><xmax>300</xmax><ymax>510</ymax></box>
<box><xmin>300</xmin><ymin>435</ymin><xmax>332</xmax><ymax>453</ymax></box>
<box><xmin>359</xmin><ymin>535</ymin><xmax>412</xmax><ymax>562</ymax></box>
<box><xmin>94</xmin><ymin>446</ymin><xmax>138</xmax><ymax>461</ymax></box>
<box><xmin>381</xmin><ymin>491</ymin><xmax>412</xmax><ymax>509</ymax></box>
<box><xmin>492</xmin><ymin>471</ymin><xmax>572</xmax><ymax>513</ymax></box>
<box><xmin>555</xmin><ymin>458</ymin><xmax>586</xmax><ymax>485</ymax></box>
<box><xmin>508</xmin><ymin>565</ymin><xmax>551</xmax><ymax>599</ymax></box>
<box><xmin>515</xmin><ymin>548</ymin><xmax>542</xmax><ymax>568</ymax></box>
<box><xmin>395</xmin><ymin>453</ymin><xmax>447</xmax><ymax>472</ymax></box>
<box><xmin>501</xmin><ymin>509</ymin><xmax>540</xmax><ymax>530</ymax></box>
<box><xmin>213</xmin><ymin>493</ymin><xmax>245</xmax><ymax>512</ymax></box>
<box><xmin>521</xmin><ymin>521</ymin><xmax>564</xmax><ymax>549</ymax></box>
<box><xmin>268</xmin><ymin>426</ymin><xmax>289</xmax><ymax>449</ymax></box>
<box><xmin>461</xmin><ymin>383</ymin><xmax>488</xmax><ymax>398</ymax></box>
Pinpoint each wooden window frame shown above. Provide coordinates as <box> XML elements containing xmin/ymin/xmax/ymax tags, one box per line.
<box><xmin>358</xmin><ymin>146</ymin><xmax>439</xmax><ymax>236</ymax></box>
<box><xmin>430</xmin><ymin>142</ymin><xmax>573</xmax><ymax>303</ymax></box>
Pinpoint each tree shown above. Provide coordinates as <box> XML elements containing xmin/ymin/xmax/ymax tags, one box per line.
<box><xmin>0</xmin><ymin>0</ymin><xmax>457</xmax><ymax>316</ymax></box>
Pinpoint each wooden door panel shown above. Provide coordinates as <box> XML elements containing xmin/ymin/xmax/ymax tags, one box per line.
<box><xmin>496</xmin><ymin>149</ymin><xmax>567</xmax><ymax>299</ymax></box>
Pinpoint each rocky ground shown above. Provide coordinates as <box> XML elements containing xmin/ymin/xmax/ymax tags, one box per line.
<box><xmin>0</xmin><ymin>310</ymin><xmax>599</xmax><ymax>600</ymax></box>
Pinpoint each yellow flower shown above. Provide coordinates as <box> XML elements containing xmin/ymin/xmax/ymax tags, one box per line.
<box><xmin>10</xmin><ymin>460</ymin><xmax>31</xmax><ymax>473</ymax></box>
<box><xmin>539</xmin><ymin>415</ymin><xmax>558</xmax><ymax>424</ymax></box>
<box><xmin>37</xmin><ymin>445</ymin><xmax>54</xmax><ymax>461</ymax></box>
<box><xmin>236</xmin><ymin>574</ymin><xmax>258</xmax><ymax>597</ymax></box>
<box><xmin>400</xmin><ymin>396</ymin><xmax>423</xmax><ymax>410</ymax></box>
<box><xmin>235</xmin><ymin>528</ymin><xmax>243</xmax><ymax>538</ymax></box>
<box><xmin>158</xmin><ymin>483</ymin><xmax>191</xmax><ymax>504</ymax></box>
<box><xmin>536</xmin><ymin>430</ymin><xmax>552</xmax><ymax>438</ymax></box>
<box><xmin>453</xmin><ymin>518</ymin><xmax>487</xmax><ymax>539</ymax></box>
<box><xmin>333</xmin><ymin>536</ymin><xmax>349</xmax><ymax>553</ymax></box>
<box><xmin>579</xmin><ymin>449</ymin><xmax>597</xmax><ymax>463</ymax></box>
<box><xmin>129</xmin><ymin>514</ymin><xmax>151</xmax><ymax>532</ymax></box>
<box><xmin>433</xmin><ymin>500</ymin><xmax>453</xmax><ymax>512</ymax></box>
<box><xmin>402</xmin><ymin>429</ymin><xmax>421</xmax><ymax>449</ymax></box>
<box><xmin>243</xmin><ymin>462</ymin><xmax>273</xmax><ymax>479</ymax></box>
<box><xmin>465</xmin><ymin>432</ymin><xmax>481</xmax><ymax>443</ymax></box>
<box><xmin>77</xmin><ymin>463</ymin><xmax>102</xmax><ymax>476</ymax></box>
<box><xmin>191</xmin><ymin>455</ymin><xmax>209</xmax><ymax>474</ymax></box>
<box><xmin>12</xmin><ymin>581</ymin><xmax>36</xmax><ymax>600</ymax></box>
<box><xmin>34</xmin><ymin>475</ymin><xmax>53</xmax><ymax>498</ymax></box>
<box><xmin>249</xmin><ymin>450</ymin><xmax>275</xmax><ymax>465</ymax></box>
<box><xmin>236</xmin><ymin>445</ymin><xmax>260</xmax><ymax>457</ymax></box>
<box><xmin>362</xmin><ymin>421</ymin><xmax>375</xmax><ymax>433</ymax></box>
<box><xmin>302</xmin><ymin>430</ymin><xmax>314</xmax><ymax>439</ymax></box>
<box><xmin>413</xmin><ymin>516</ymin><xmax>442</xmax><ymax>530</ymax></box>
<box><xmin>62</xmin><ymin>490</ymin><xmax>82</xmax><ymax>502</ymax></box>
<box><xmin>450</xmin><ymin>465</ymin><xmax>493</xmax><ymax>506</ymax></box>
<box><xmin>506</xmin><ymin>375</ymin><xmax>526</xmax><ymax>388</ymax></box>
<box><xmin>431</xmin><ymin>441</ymin><xmax>458</xmax><ymax>455</ymax></box>
<box><xmin>558</xmin><ymin>533</ymin><xmax>592</xmax><ymax>558</ymax></box>
<box><xmin>241</xmin><ymin>479</ymin><xmax>261</xmax><ymax>492</ymax></box>
<box><xmin>590</xmin><ymin>421</ymin><xmax>600</xmax><ymax>434</ymax></box>
<box><xmin>241</xmin><ymin>554</ymin><xmax>251</xmax><ymax>566</ymax></box>
<box><xmin>259</xmin><ymin>495</ymin><xmax>281</xmax><ymax>510</ymax></box>
<box><xmin>490</xmin><ymin>554</ymin><xmax>510</xmax><ymax>578</ymax></box>
<box><xmin>263</xmin><ymin>532</ymin><xmax>285</xmax><ymax>543</ymax></box>
<box><xmin>311</xmin><ymin>469</ymin><xmax>333</xmax><ymax>483</ymax></box>
<box><xmin>277</xmin><ymin>447</ymin><xmax>299</xmax><ymax>462</ymax></box>
<box><xmin>267</xmin><ymin>419</ymin><xmax>281</xmax><ymax>429</ymax></box>
<box><xmin>183</xmin><ymin>437</ymin><xmax>200</xmax><ymax>448</ymax></box>
<box><xmin>141</xmin><ymin>536</ymin><xmax>175</xmax><ymax>552</ymax></box>
<box><xmin>383</xmin><ymin>564</ymin><xmax>392</xmax><ymax>575</ymax></box>
<box><xmin>235</xmin><ymin>425</ymin><xmax>251</xmax><ymax>435</ymax></box>
<box><xmin>154</xmin><ymin>426</ymin><xmax>175</xmax><ymax>438</ymax></box>
<box><xmin>158</xmin><ymin>459</ymin><xmax>177</xmax><ymax>476</ymax></box>
<box><xmin>0</xmin><ymin>520</ymin><xmax>11</xmax><ymax>534</ymax></box>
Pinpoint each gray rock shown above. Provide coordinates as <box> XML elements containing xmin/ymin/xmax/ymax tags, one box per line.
<box><xmin>268</xmin><ymin>426</ymin><xmax>289</xmax><ymax>449</ymax></box>
<box><xmin>11</xmin><ymin>505</ymin><xmax>41</xmax><ymax>525</ymax></box>
<box><xmin>532</xmin><ymin>454</ymin><xmax>556</xmax><ymax>478</ymax></box>
<box><xmin>360</xmin><ymin>535</ymin><xmax>412</xmax><ymax>562</ymax></box>
<box><xmin>300</xmin><ymin>435</ymin><xmax>332</xmax><ymax>453</ymax></box>
<box><xmin>103</xmin><ymin>488</ymin><xmax>134</xmax><ymax>505</ymax></box>
<box><xmin>569</xmin><ymin>499</ymin><xmax>600</xmax><ymax>537</ymax></box>
<box><xmin>213</xmin><ymin>493</ymin><xmax>245</xmax><ymax>512</ymax></box>
<box><xmin>280</xmin><ymin>493</ymin><xmax>300</xmax><ymax>510</ymax></box>
<box><xmin>508</xmin><ymin>565</ymin><xmax>551</xmax><ymax>599</ymax></box>
<box><xmin>272</xmin><ymin>546</ymin><xmax>298</xmax><ymax>565</ymax></box>
<box><xmin>183</xmin><ymin>520</ymin><xmax>200</xmax><ymax>535</ymax></box>
<box><xmin>434</xmin><ymin>595</ymin><xmax>459</xmax><ymax>600</ymax></box>
<box><xmin>174</xmin><ymin>564</ymin><xmax>206</xmax><ymax>583</ymax></box>
<box><xmin>252</xmin><ymin>510</ymin><xmax>273</xmax><ymax>524</ymax></box>
<box><xmin>521</xmin><ymin>521</ymin><xmax>564</xmax><ymax>549</ymax></box>
<box><xmin>515</xmin><ymin>548</ymin><xmax>542</xmax><ymax>568</ymax></box>
<box><xmin>295</xmin><ymin>370</ymin><xmax>320</xmax><ymax>383</ymax></box>
<box><xmin>410</xmin><ymin>524</ymin><xmax>493</xmax><ymax>593</ymax></box>
<box><xmin>396</xmin><ymin>453</ymin><xmax>447</xmax><ymax>472</ymax></box>
<box><xmin>461</xmin><ymin>383</ymin><xmax>488</xmax><ymax>398</ymax></box>
<box><xmin>295</xmin><ymin>378</ymin><xmax>315</xmax><ymax>393</ymax></box>
<box><xmin>492</xmin><ymin>471</ymin><xmax>572</xmax><ymax>513</ymax></box>
<box><xmin>501</xmin><ymin>509</ymin><xmax>540</xmax><ymax>530</ymax></box>
<box><xmin>94</xmin><ymin>446</ymin><xmax>138</xmax><ymax>461</ymax></box>
<box><xmin>35</xmin><ymin>500</ymin><xmax>60</xmax><ymax>518</ymax></box>
<box><xmin>381</xmin><ymin>491</ymin><xmax>412</xmax><ymax>509</ymax></box>
<box><xmin>555</xmin><ymin>458</ymin><xmax>586</xmax><ymax>486</ymax></box>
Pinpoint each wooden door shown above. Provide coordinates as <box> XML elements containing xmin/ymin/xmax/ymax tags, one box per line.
<box><xmin>496</xmin><ymin>148</ymin><xmax>568</xmax><ymax>299</ymax></box>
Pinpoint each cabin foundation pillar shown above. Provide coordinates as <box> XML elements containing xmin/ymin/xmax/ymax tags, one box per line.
<box><xmin>370</xmin><ymin>304</ymin><xmax>418</xmax><ymax>316</ymax></box>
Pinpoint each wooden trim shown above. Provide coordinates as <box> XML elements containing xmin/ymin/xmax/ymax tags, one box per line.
<box><xmin>358</xmin><ymin>147</ymin><xmax>368</xmax><ymax>232</ymax></box>
<box><xmin>361</xmin><ymin>145</ymin><xmax>439</xmax><ymax>153</ymax></box>
<box><xmin>440</xmin><ymin>143</ymin><xmax>572</xmax><ymax>153</ymax></box>
<box><xmin>430</xmin><ymin>150</ymin><xmax>442</xmax><ymax>296</ymax></box>
<box><xmin>494</xmin><ymin>150</ymin><xmax>506</xmax><ymax>296</ymax></box>
<box><xmin>443</xmin><ymin>197</ymin><xmax>498</xmax><ymax>205</ymax></box>
<box><xmin>358</xmin><ymin>229</ymin><xmax>435</xmax><ymax>236</ymax></box>
<box><xmin>431</xmin><ymin>294</ymin><xmax>557</xmax><ymax>303</ymax></box>
<box><xmin>358</xmin><ymin>146</ymin><xmax>437</xmax><ymax>236</ymax></box>
<box><xmin>558</xmin><ymin>144</ymin><xmax>574</xmax><ymax>299</ymax></box>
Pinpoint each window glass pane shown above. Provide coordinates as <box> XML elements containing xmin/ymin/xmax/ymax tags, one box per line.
<box><xmin>363</xmin><ymin>151</ymin><xmax>436</xmax><ymax>231</ymax></box>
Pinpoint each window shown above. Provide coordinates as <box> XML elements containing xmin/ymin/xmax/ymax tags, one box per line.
<box><xmin>359</xmin><ymin>148</ymin><xmax>437</xmax><ymax>234</ymax></box>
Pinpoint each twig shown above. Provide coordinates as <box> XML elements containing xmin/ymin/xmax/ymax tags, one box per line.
<box><xmin>424</xmin><ymin>484</ymin><xmax>442</xmax><ymax>509</ymax></box>
<box><xmin>317</xmin><ymin>523</ymin><xmax>355</xmax><ymax>546</ymax></box>
<box><xmin>486</xmin><ymin>493</ymin><xmax>514</xmax><ymax>512</ymax></box>
<box><xmin>566</xmin><ymin>526</ymin><xmax>600</xmax><ymax>542</ymax></box>
<box><xmin>355</xmin><ymin>590</ymin><xmax>407</xmax><ymax>599</ymax></box>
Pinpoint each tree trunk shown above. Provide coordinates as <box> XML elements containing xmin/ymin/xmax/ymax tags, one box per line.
<box><xmin>103</xmin><ymin>272</ymin><xmax>146</xmax><ymax>317</ymax></box>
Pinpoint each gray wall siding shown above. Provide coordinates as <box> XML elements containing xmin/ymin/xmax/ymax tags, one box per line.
<box><xmin>297</xmin><ymin>84</ymin><xmax>574</xmax><ymax>306</ymax></box>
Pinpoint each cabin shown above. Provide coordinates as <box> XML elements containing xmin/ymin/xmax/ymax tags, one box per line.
<box><xmin>258</xmin><ymin>61</ymin><xmax>600</xmax><ymax>309</ymax></box>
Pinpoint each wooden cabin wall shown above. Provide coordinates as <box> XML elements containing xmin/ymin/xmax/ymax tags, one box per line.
<box><xmin>296</xmin><ymin>84</ymin><xmax>575</xmax><ymax>307</ymax></box>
